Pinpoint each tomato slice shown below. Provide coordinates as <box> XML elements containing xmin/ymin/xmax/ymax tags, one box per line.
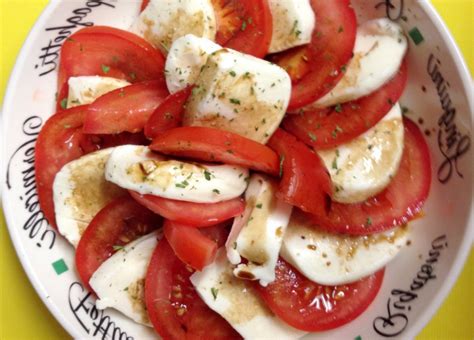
<box><xmin>35</xmin><ymin>106</ymin><xmax>88</xmax><ymax>228</ymax></box>
<box><xmin>256</xmin><ymin>258</ymin><xmax>384</xmax><ymax>331</ymax></box>
<box><xmin>268</xmin><ymin>129</ymin><xmax>332</xmax><ymax>217</ymax></box>
<box><xmin>78</xmin><ymin>131</ymin><xmax>148</xmax><ymax>154</ymax></box>
<box><xmin>144</xmin><ymin>86</ymin><xmax>192</xmax><ymax>139</ymax></box>
<box><xmin>150</xmin><ymin>126</ymin><xmax>280</xmax><ymax>176</ymax></box>
<box><xmin>283</xmin><ymin>60</ymin><xmax>408</xmax><ymax>150</ymax></box>
<box><xmin>140</xmin><ymin>0</ymin><xmax>149</xmax><ymax>12</ymax></box>
<box><xmin>145</xmin><ymin>238</ymin><xmax>241</xmax><ymax>339</ymax></box>
<box><xmin>83</xmin><ymin>80</ymin><xmax>169</xmax><ymax>134</ymax></box>
<box><xmin>75</xmin><ymin>196</ymin><xmax>161</xmax><ymax>292</ymax></box>
<box><xmin>57</xmin><ymin>26</ymin><xmax>165</xmax><ymax>109</ymax></box>
<box><xmin>211</xmin><ymin>0</ymin><xmax>272</xmax><ymax>58</ymax></box>
<box><xmin>164</xmin><ymin>220</ymin><xmax>220</xmax><ymax>271</ymax></box>
<box><xmin>273</xmin><ymin>0</ymin><xmax>356</xmax><ymax>111</ymax></box>
<box><xmin>130</xmin><ymin>191</ymin><xmax>244</xmax><ymax>227</ymax></box>
<box><xmin>308</xmin><ymin>118</ymin><xmax>431</xmax><ymax>234</ymax></box>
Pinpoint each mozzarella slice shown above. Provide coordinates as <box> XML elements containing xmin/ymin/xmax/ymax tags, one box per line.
<box><xmin>90</xmin><ymin>231</ymin><xmax>161</xmax><ymax>326</ymax></box>
<box><xmin>165</xmin><ymin>34</ymin><xmax>221</xmax><ymax>94</ymax></box>
<box><xmin>130</xmin><ymin>0</ymin><xmax>216</xmax><ymax>54</ymax></box>
<box><xmin>67</xmin><ymin>76</ymin><xmax>130</xmax><ymax>108</ymax></box>
<box><xmin>105</xmin><ymin>145</ymin><xmax>249</xmax><ymax>203</ymax></box>
<box><xmin>267</xmin><ymin>0</ymin><xmax>315</xmax><ymax>53</ymax></box>
<box><xmin>183</xmin><ymin>49</ymin><xmax>291</xmax><ymax>144</ymax></box>
<box><xmin>190</xmin><ymin>250</ymin><xmax>306</xmax><ymax>339</ymax></box>
<box><xmin>308</xmin><ymin>18</ymin><xmax>407</xmax><ymax>109</ymax></box>
<box><xmin>53</xmin><ymin>148</ymin><xmax>126</xmax><ymax>247</ymax></box>
<box><xmin>226</xmin><ymin>174</ymin><xmax>292</xmax><ymax>286</ymax></box>
<box><xmin>281</xmin><ymin>211</ymin><xmax>409</xmax><ymax>285</ymax></box>
<box><xmin>317</xmin><ymin>103</ymin><xmax>404</xmax><ymax>203</ymax></box>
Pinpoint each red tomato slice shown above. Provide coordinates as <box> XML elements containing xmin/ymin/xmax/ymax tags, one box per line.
<box><xmin>78</xmin><ymin>131</ymin><xmax>148</xmax><ymax>154</ymax></box>
<box><xmin>145</xmin><ymin>238</ymin><xmax>241</xmax><ymax>339</ymax></box>
<box><xmin>273</xmin><ymin>0</ymin><xmax>357</xmax><ymax>111</ymax></box>
<box><xmin>144</xmin><ymin>87</ymin><xmax>192</xmax><ymax>139</ymax></box>
<box><xmin>57</xmin><ymin>26</ymin><xmax>165</xmax><ymax>109</ymax></box>
<box><xmin>211</xmin><ymin>0</ymin><xmax>272</xmax><ymax>58</ymax></box>
<box><xmin>35</xmin><ymin>106</ymin><xmax>88</xmax><ymax>228</ymax></box>
<box><xmin>83</xmin><ymin>80</ymin><xmax>169</xmax><ymax>134</ymax></box>
<box><xmin>75</xmin><ymin>196</ymin><xmax>161</xmax><ymax>292</ymax></box>
<box><xmin>164</xmin><ymin>220</ymin><xmax>219</xmax><ymax>271</ymax></box>
<box><xmin>130</xmin><ymin>191</ymin><xmax>245</xmax><ymax>227</ymax></box>
<box><xmin>140</xmin><ymin>0</ymin><xmax>149</xmax><ymax>12</ymax></box>
<box><xmin>308</xmin><ymin>118</ymin><xmax>431</xmax><ymax>234</ymax></box>
<box><xmin>150</xmin><ymin>126</ymin><xmax>280</xmax><ymax>176</ymax></box>
<box><xmin>268</xmin><ymin>129</ymin><xmax>332</xmax><ymax>217</ymax></box>
<box><xmin>256</xmin><ymin>259</ymin><xmax>384</xmax><ymax>331</ymax></box>
<box><xmin>283</xmin><ymin>59</ymin><xmax>408</xmax><ymax>150</ymax></box>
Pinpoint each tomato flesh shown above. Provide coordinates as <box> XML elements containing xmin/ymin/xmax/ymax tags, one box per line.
<box><xmin>256</xmin><ymin>258</ymin><xmax>384</xmax><ymax>331</ymax></box>
<box><xmin>130</xmin><ymin>191</ymin><xmax>244</xmax><ymax>227</ymax></box>
<box><xmin>75</xmin><ymin>196</ymin><xmax>161</xmax><ymax>292</ymax></box>
<box><xmin>164</xmin><ymin>220</ymin><xmax>220</xmax><ymax>271</ymax></box>
<box><xmin>268</xmin><ymin>129</ymin><xmax>332</xmax><ymax>217</ymax></box>
<box><xmin>308</xmin><ymin>118</ymin><xmax>431</xmax><ymax>234</ymax></box>
<box><xmin>150</xmin><ymin>126</ymin><xmax>280</xmax><ymax>176</ymax></box>
<box><xmin>144</xmin><ymin>87</ymin><xmax>192</xmax><ymax>139</ymax></box>
<box><xmin>35</xmin><ymin>106</ymin><xmax>88</xmax><ymax>228</ymax></box>
<box><xmin>57</xmin><ymin>26</ymin><xmax>165</xmax><ymax>109</ymax></box>
<box><xmin>283</xmin><ymin>59</ymin><xmax>408</xmax><ymax>150</ymax></box>
<box><xmin>145</xmin><ymin>238</ymin><xmax>241</xmax><ymax>339</ymax></box>
<box><xmin>83</xmin><ymin>80</ymin><xmax>169</xmax><ymax>134</ymax></box>
<box><xmin>211</xmin><ymin>0</ymin><xmax>272</xmax><ymax>58</ymax></box>
<box><xmin>273</xmin><ymin>0</ymin><xmax>356</xmax><ymax>111</ymax></box>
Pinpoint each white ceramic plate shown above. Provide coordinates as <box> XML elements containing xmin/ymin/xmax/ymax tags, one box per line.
<box><xmin>1</xmin><ymin>0</ymin><xmax>473</xmax><ymax>339</ymax></box>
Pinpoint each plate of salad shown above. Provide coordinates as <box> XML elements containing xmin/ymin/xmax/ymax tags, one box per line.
<box><xmin>1</xmin><ymin>0</ymin><xmax>472</xmax><ymax>339</ymax></box>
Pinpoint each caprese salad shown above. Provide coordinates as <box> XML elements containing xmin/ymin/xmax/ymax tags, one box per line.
<box><xmin>34</xmin><ymin>0</ymin><xmax>431</xmax><ymax>338</ymax></box>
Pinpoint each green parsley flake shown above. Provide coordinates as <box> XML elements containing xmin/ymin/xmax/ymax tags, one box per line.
<box><xmin>60</xmin><ymin>98</ymin><xmax>68</xmax><ymax>110</ymax></box>
<box><xmin>256</xmin><ymin>203</ymin><xmax>263</xmax><ymax>209</ymax></box>
<box><xmin>211</xmin><ymin>287</ymin><xmax>219</xmax><ymax>300</ymax></box>
<box><xmin>334</xmin><ymin>103</ymin><xmax>343</xmax><ymax>113</ymax></box>
<box><xmin>101</xmin><ymin>64</ymin><xmax>110</xmax><ymax>74</ymax></box>
<box><xmin>204</xmin><ymin>170</ymin><xmax>212</xmax><ymax>181</ymax></box>
<box><xmin>212</xmin><ymin>189</ymin><xmax>220</xmax><ymax>194</ymax></box>
<box><xmin>113</xmin><ymin>245</ymin><xmax>124</xmax><ymax>251</ymax></box>
<box><xmin>229</xmin><ymin>98</ymin><xmax>241</xmax><ymax>105</ymax></box>
<box><xmin>332</xmin><ymin>158</ymin><xmax>338</xmax><ymax>170</ymax></box>
<box><xmin>175</xmin><ymin>180</ymin><xmax>189</xmax><ymax>189</ymax></box>
<box><xmin>229</xmin><ymin>70</ymin><xmax>236</xmax><ymax>77</ymax></box>
<box><xmin>366</xmin><ymin>217</ymin><xmax>372</xmax><ymax>226</ymax></box>
<box><xmin>308</xmin><ymin>132</ymin><xmax>317</xmax><ymax>142</ymax></box>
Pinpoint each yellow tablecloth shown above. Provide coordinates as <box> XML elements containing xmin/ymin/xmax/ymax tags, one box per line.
<box><xmin>1</xmin><ymin>1</ymin><xmax>472</xmax><ymax>339</ymax></box>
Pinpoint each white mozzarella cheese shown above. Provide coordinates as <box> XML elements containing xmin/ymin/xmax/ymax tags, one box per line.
<box><xmin>105</xmin><ymin>145</ymin><xmax>249</xmax><ymax>203</ymax></box>
<box><xmin>226</xmin><ymin>174</ymin><xmax>292</xmax><ymax>286</ymax></box>
<box><xmin>190</xmin><ymin>250</ymin><xmax>306</xmax><ymax>339</ymax></box>
<box><xmin>317</xmin><ymin>103</ymin><xmax>404</xmax><ymax>204</ymax></box>
<box><xmin>183</xmin><ymin>49</ymin><xmax>291</xmax><ymax>143</ymax></box>
<box><xmin>130</xmin><ymin>0</ymin><xmax>217</xmax><ymax>54</ymax></box>
<box><xmin>308</xmin><ymin>18</ymin><xmax>407</xmax><ymax>109</ymax></box>
<box><xmin>268</xmin><ymin>0</ymin><xmax>315</xmax><ymax>53</ymax></box>
<box><xmin>281</xmin><ymin>211</ymin><xmax>409</xmax><ymax>285</ymax></box>
<box><xmin>90</xmin><ymin>231</ymin><xmax>162</xmax><ymax>326</ymax></box>
<box><xmin>66</xmin><ymin>76</ymin><xmax>130</xmax><ymax>108</ymax></box>
<box><xmin>53</xmin><ymin>148</ymin><xmax>126</xmax><ymax>247</ymax></box>
<box><xmin>165</xmin><ymin>34</ymin><xmax>221</xmax><ymax>94</ymax></box>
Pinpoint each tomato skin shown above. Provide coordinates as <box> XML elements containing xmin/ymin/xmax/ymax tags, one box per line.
<box><xmin>164</xmin><ymin>220</ymin><xmax>219</xmax><ymax>271</ymax></box>
<box><xmin>150</xmin><ymin>126</ymin><xmax>280</xmax><ymax>176</ymax></box>
<box><xmin>83</xmin><ymin>80</ymin><xmax>169</xmax><ymax>134</ymax></box>
<box><xmin>145</xmin><ymin>238</ymin><xmax>241</xmax><ymax>340</ymax></box>
<box><xmin>212</xmin><ymin>0</ymin><xmax>272</xmax><ymax>58</ymax></box>
<box><xmin>75</xmin><ymin>196</ymin><xmax>161</xmax><ymax>292</ymax></box>
<box><xmin>78</xmin><ymin>131</ymin><xmax>148</xmax><ymax>154</ymax></box>
<box><xmin>274</xmin><ymin>0</ymin><xmax>357</xmax><ymax>111</ymax></box>
<box><xmin>256</xmin><ymin>258</ymin><xmax>384</xmax><ymax>331</ymax></box>
<box><xmin>35</xmin><ymin>106</ymin><xmax>88</xmax><ymax>228</ymax></box>
<box><xmin>130</xmin><ymin>191</ymin><xmax>244</xmax><ymax>227</ymax></box>
<box><xmin>283</xmin><ymin>59</ymin><xmax>408</xmax><ymax>150</ymax></box>
<box><xmin>57</xmin><ymin>26</ymin><xmax>165</xmax><ymax>109</ymax></box>
<box><xmin>140</xmin><ymin>0</ymin><xmax>149</xmax><ymax>12</ymax></box>
<box><xmin>268</xmin><ymin>129</ymin><xmax>332</xmax><ymax>217</ymax></box>
<box><xmin>309</xmin><ymin>118</ymin><xmax>432</xmax><ymax>234</ymax></box>
<box><xmin>144</xmin><ymin>87</ymin><xmax>192</xmax><ymax>139</ymax></box>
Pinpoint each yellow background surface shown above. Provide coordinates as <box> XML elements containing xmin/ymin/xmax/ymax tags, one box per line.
<box><xmin>0</xmin><ymin>1</ymin><xmax>473</xmax><ymax>339</ymax></box>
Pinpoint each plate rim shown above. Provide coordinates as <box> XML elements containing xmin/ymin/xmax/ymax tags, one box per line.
<box><xmin>1</xmin><ymin>0</ymin><xmax>473</xmax><ymax>339</ymax></box>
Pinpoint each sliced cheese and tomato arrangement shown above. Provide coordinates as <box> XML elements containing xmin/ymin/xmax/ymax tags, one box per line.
<box><xmin>34</xmin><ymin>0</ymin><xmax>432</xmax><ymax>338</ymax></box>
